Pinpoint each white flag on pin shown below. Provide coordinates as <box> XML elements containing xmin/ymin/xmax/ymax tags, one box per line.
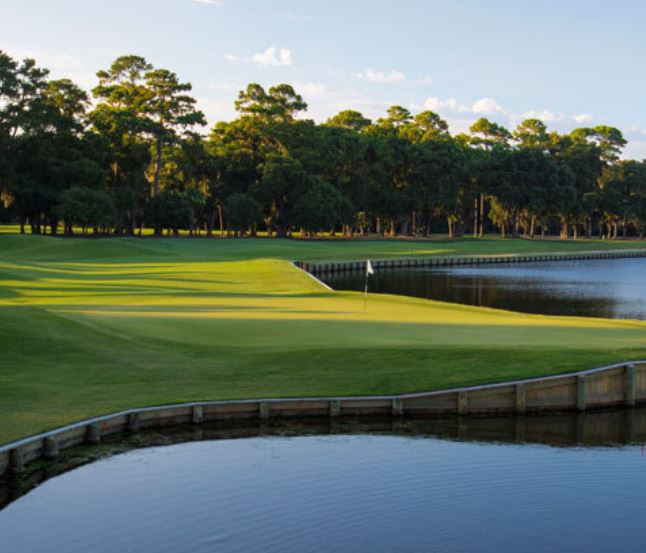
<box><xmin>366</xmin><ymin>260</ymin><xmax>374</xmax><ymax>276</ymax></box>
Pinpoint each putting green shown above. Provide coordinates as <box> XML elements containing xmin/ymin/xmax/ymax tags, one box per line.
<box><xmin>2</xmin><ymin>232</ymin><xmax>646</xmax><ymax>444</ymax></box>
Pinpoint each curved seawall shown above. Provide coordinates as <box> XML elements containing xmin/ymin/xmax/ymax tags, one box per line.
<box><xmin>296</xmin><ymin>249</ymin><xmax>646</xmax><ymax>276</ymax></box>
<box><xmin>2</xmin><ymin>360</ymin><xmax>645</xmax><ymax>476</ymax></box>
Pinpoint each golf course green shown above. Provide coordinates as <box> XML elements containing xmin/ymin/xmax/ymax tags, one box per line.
<box><xmin>2</xmin><ymin>232</ymin><xmax>646</xmax><ymax>445</ymax></box>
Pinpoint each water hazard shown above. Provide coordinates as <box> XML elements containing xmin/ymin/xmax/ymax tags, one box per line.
<box><xmin>1</xmin><ymin>412</ymin><xmax>646</xmax><ymax>553</ymax></box>
<box><xmin>323</xmin><ymin>257</ymin><xmax>646</xmax><ymax>319</ymax></box>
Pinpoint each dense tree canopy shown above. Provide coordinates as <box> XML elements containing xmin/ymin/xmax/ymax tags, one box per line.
<box><xmin>2</xmin><ymin>50</ymin><xmax>646</xmax><ymax>239</ymax></box>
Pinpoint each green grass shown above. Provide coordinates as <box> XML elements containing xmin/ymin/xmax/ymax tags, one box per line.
<box><xmin>2</xmin><ymin>230</ymin><xmax>646</xmax><ymax>444</ymax></box>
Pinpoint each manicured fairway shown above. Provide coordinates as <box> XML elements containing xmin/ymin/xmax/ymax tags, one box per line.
<box><xmin>2</xmin><ymin>233</ymin><xmax>646</xmax><ymax>444</ymax></box>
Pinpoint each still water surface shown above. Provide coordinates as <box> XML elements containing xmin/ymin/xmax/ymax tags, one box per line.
<box><xmin>324</xmin><ymin>257</ymin><xmax>646</xmax><ymax>319</ymax></box>
<box><xmin>1</xmin><ymin>413</ymin><xmax>646</xmax><ymax>553</ymax></box>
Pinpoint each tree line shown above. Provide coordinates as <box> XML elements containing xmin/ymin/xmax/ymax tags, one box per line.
<box><xmin>1</xmin><ymin>50</ymin><xmax>645</xmax><ymax>240</ymax></box>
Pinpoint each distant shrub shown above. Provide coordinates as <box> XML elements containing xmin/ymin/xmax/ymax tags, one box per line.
<box><xmin>57</xmin><ymin>186</ymin><xmax>116</xmax><ymax>235</ymax></box>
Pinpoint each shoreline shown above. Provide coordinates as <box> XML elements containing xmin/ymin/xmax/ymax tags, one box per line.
<box><xmin>2</xmin><ymin>359</ymin><xmax>644</xmax><ymax>477</ymax></box>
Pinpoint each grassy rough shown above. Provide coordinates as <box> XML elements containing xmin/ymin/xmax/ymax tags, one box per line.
<box><xmin>2</xmin><ymin>232</ymin><xmax>646</xmax><ymax>444</ymax></box>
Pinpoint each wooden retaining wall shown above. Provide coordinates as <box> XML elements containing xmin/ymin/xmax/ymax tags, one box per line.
<box><xmin>296</xmin><ymin>249</ymin><xmax>646</xmax><ymax>276</ymax></box>
<box><xmin>2</xmin><ymin>360</ymin><xmax>645</xmax><ymax>477</ymax></box>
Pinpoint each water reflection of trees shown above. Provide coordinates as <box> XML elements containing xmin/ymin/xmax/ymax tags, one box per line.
<box><xmin>326</xmin><ymin>267</ymin><xmax>631</xmax><ymax>319</ymax></box>
<box><xmin>2</xmin><ymin>408</ymin><xmax>645</xmax><ymax>511</ymax></box>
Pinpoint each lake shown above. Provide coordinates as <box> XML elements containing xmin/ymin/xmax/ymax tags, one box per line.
<box><xmin>323</xmin><ymin>257</ymin><xmax>646</xmax><ymax>319</ymax></box>
<box><xmin>1</xmin><ymin>412</ymin><xmax>645</xmax><ymax>553</ymax></box>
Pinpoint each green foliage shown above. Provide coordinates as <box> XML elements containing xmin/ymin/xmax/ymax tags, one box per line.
<box><xmin>291</xmin><ymin>178</ymin><xmax>347</xmax><ymax>235</ymax></box>
<box><xmin>0</xmin><ymin>51</ymin><xmax>644</xmax><ymax>242</ymax></box>
<box><xmin>513</xmin><ymin>119</ymin><xmax>549</xmax><ymax>149</ymax></box>
<box><xmin>226</xmin><ymin>192</ymin><xmax>263</xmax><ymax>235</ymax></box>
<box><xmin>57</xmin><ymin>186</ymin><xmax>116</xmax><ymax>234</ymax></box>
<box><xmin>235</xmin><ymin>83</ymin><xmax>307</xmax><ymax>123</ymax></box>
<box><xmin>326</xmin><ymin>110</ymin><xmax>371</xmax><ymax>132</ymax></box>
<box><xmin>257</xmin><ymin>154</ymin><xmax>307</xmax><ymax>236</ymax></box>
<box><xmin>146</xmin><ymin>188</ymin><xmax>191</xmax><ymax>235</ymax></box>
<box><xmin>470</xmin><ymin>117</ymin><xmax>512</xmax><ymax>149</ymax></box>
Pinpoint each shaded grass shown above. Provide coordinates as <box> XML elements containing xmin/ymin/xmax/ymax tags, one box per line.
<box><xmin>2</xmin><ymin>231</ymin><xmax>646</xmax><ymax>444</ymax></box>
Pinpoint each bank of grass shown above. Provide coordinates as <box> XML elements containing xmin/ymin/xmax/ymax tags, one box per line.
<box><xmin>2</xmin><ymin>230</ymin><xmax>646</xmax><ymax>444</ymax></box>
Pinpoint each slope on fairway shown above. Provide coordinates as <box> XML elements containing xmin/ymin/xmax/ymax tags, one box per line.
<box><xmin>1</xmin><ymin>233</ymin><xmax>646</xmax><ymax>444</ymax></box>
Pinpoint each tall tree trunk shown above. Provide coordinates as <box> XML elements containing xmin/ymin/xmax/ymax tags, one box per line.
<box><xmin>217</xmin><ymin>203</ymin><xmax>224</xmax><ymax>237</ymax></box>
<box><xmin>153</xmin><ymin>137</ymin><xmax>162</xmax><ymax>196</ymax></box>
<box><xmin>473</xmin><ymin>197</ymin><xmax>478</xmax><ymax>237</ymax></box>
<box><xmin>207</xmin><ymin>208</ymin><xmax>215</xmax><ymax>237</ymax></box>
<box><xmin>479</xmin><ymin>193</ymin><xmax>485</xmax><ymax>238</ymax></box>
<box><xmin>530</xmin><ymin>215</ymin><xmax>536</xmax><ymax>239</ymax></box>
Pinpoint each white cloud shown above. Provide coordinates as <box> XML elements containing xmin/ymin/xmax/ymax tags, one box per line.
<box><xmin>521</xmin><ymin>110</ymin><xmax>565</xmax><ymax>123</ymax></box>
<box><xmin>424</xmin><ymin>97</ymin><xmax>469</xmax><ymax>113</ymax></box>
<box><xmin>420</xmin><ymin>96</ymin><xmax>604</xmax><ymax>137</ymax></box>
<box><xmin>191</xmin><ymin>0</ymin><xmax>220</xmax><ymax>4</ymax></box>
<box><xmin>251</xmin><ymin>46</ymin><xmax>292</xmax><ymax>66</ymax></box>
<box><xmin>471</xmin><ymin>97</ymin><xmax>505</xmax><ymax>115</ymax></box>
<box><xmin>225</xmin><ymin>46</ymin><xmax>293</xmax><ymax>67</ymax></box>
<box><xmin>423</xmin><ymin>96</ymin><xmax>507</xmax><ymax>116</ymax></box>
<box><xmin>354</xmin><ymin>68</ymin><xmax>406</xmax><ymax>83</ymax></box>
<box><xmin>573</xmin><ymin>113</ymin><xmax>593</xmax><ymax>124</ymax></box>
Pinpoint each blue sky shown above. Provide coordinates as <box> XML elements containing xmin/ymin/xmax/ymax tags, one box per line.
<box><xmin>3</xmin><ymin>0</ymin><xmax>646</xmax><ymax>157</ymax></box>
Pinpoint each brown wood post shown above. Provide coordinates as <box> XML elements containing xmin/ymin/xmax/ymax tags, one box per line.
<box><xmin>192</xmin><ymin>405</ymin><xmax>204</xmax><ymax>424</ymax></box>
<box><xmin>577</xmin><ymin>375</ymin><xmax>586</xmax><ymax>412</ymax></box>
<box><xmin>127</xmin><ymin>412</ymin><xmax>140</xmax><ymax>433</ymax></box>
<box><xmin>458</xmin><ymin>392</ymin><xmax>468</xmax><ymax>415</ymax></box>
<box><xmin>515</xmin><ymin>384</ymin><xmax>526</xmax><ymax>415</ymax></box>
<box><xmin>329</xmin><ymin>399</ymin><xmax>341</xmax><ymax>417</ymax></box>
<box><xmin>86</xmin><ymin>423</ymin><xmax>101</xmax><ymax>445</ymax></box>
<box><xmin>392</xmin><ymin>398</ymin><xmax>403</xmax><ymax>417</ymax></box>
<box><xmin>43</xmin><ymin>437</ymin><xmax>59</xmax><ymax>460</ymax></box>
<box><xmin>626</xmin><ymin>364</ymin><xmax>636</xmax><ymax>407</ymax></box>
<box><xmin>9</xmin><ymin>449</ymin><xmax>24</xmax><ymax>474</ymax></box>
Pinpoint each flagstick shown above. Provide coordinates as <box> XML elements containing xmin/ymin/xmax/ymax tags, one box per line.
<box><xmin>363</xmin><ymin>259</ymin><xmax>373</xmax><ymax>314</ymax></box>
<box><xmin>363</xmin><ymin>270</ymin><xmax>369</xmax><ymax>314</ymax></box>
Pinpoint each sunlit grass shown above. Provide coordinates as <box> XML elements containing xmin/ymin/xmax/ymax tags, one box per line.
<box><xmin>2</xmin><ymin>230</ymin><xmax>646</xmax><ymax>444</ymax></box>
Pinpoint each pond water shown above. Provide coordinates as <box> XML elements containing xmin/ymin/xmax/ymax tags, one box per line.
<box><xmin>1</xmin><ymin>412</ymin><xmax>646</xmax><ymax>553</ymax></box>
<box><xmin>323</xmin><ymin>257</ymin><xmax>646</xmax><ymax>319</ymax></box>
